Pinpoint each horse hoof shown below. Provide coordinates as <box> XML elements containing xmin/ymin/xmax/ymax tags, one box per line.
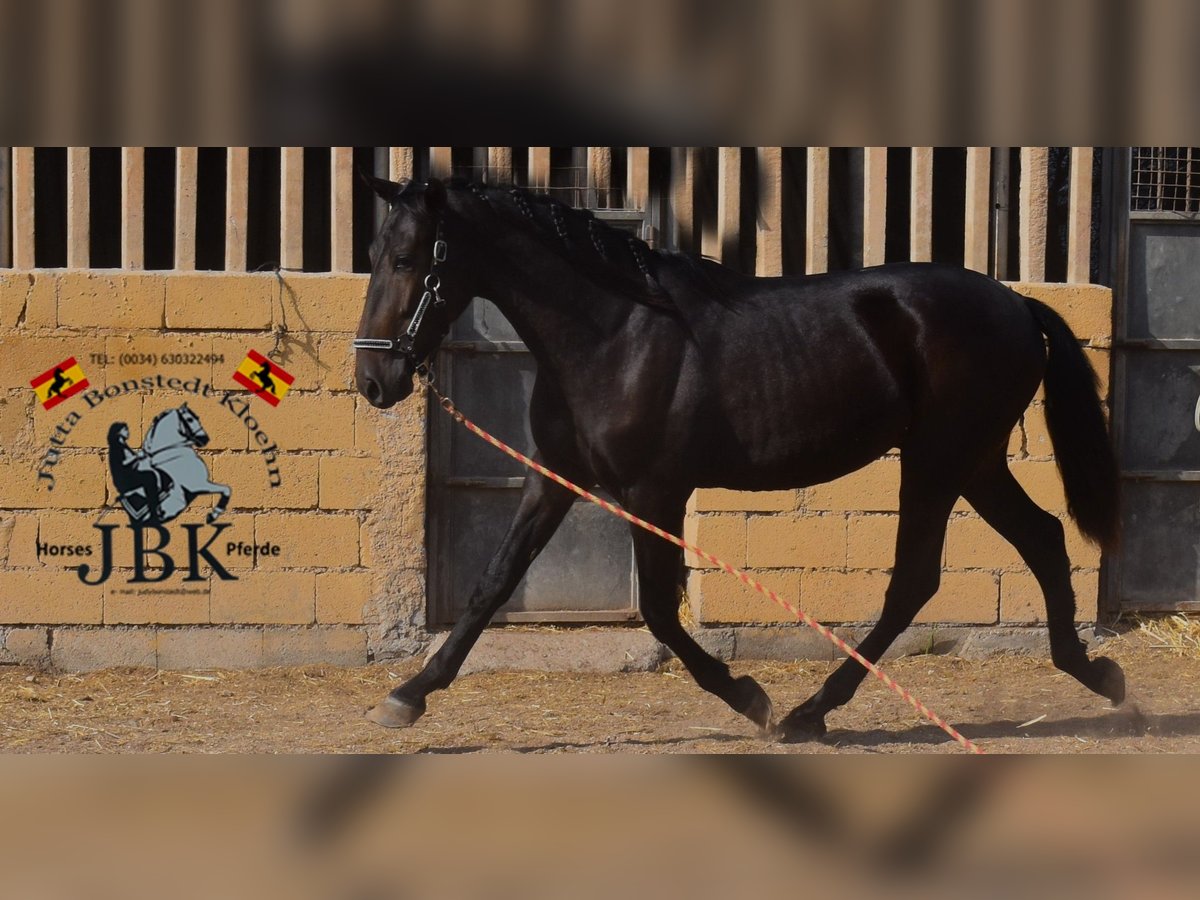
<box><xmin>778</xmin><ymin>708</ymin><xmax>828</xmax><ymax>743</ymax></box>
<box><xmin>1090</xmin><ymin>656</ymin><xmax>1126</xmax><ymax>706</ymax></box>
<box><xmin>732</xmin><ymin>675</ymin><xmax>777</xmax><ymax>737</ymax></box>
<box><xmin>365</xmin><ymin>696</ymin><xmax>425</xmax><ymax>728</ymax></box>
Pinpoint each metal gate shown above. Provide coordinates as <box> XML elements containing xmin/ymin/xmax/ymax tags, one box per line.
<box><xmin>1112</xmin><ymin>147</ymin><xmax>1200</xmax><ymax>612</ymax></box>
<box><xmin>426</xmin><ymin>211</ymin><xmax>646</xmax><ymax>625</ymax></box>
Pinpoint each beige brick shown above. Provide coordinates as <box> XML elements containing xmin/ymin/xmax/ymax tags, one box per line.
<box><xmin>3</xmin><ymin>627</ymin><xmax>50</xmax><ymax>663</ymax></box>
<box><xmin>746</xmin><ymin>514</ymin><xmax>845</xmax><ymax>569</ymax></box>
<box><xmin>0</xmin><ymin>571</ymin><xmax>103</xmax><ymax>623</ymax></box>
<box><xmin>915</xmin><ymin>572</ymin><xmax>998</xmax><ymax>624</ymax></box>
<box><xmin>1007</xmin><ymin>421</ymin><xmax>1023</xmax><ymax>458</ymax></box>
<box><xmin>0</xmin><ymin>514</ymin><xmax>13</xmax><ymax>565</ymax></box>
<box><xmin>1000</xmin><ymin>570</ymin><xmax>1099</xmax><ymax>624</ymax></box>
<box><xmin>1009</xmin><ymin>460</ymin><xmax>1067</xmax><ymax>512</ymax></box>
<box><xmin>254</xmin><ymin>514</ymin><xmax>360</xmax><ymax>568</ymax></box>
<box><xmin>165</xmin><ymin>273</ymin><xmax>276</xmax><ymax>330</ymax></box>
<box><xmin>262</xmin><ymin>625</ymin><xmax>368</xmax><ymax>665</ymax></box>
<box><xmin>0</xmin><ymin>391</ymin><xmax>35</xmax><ymax>447</ymax></box>
<box><xmin>33</xmin><ymin>391</ymin><xmax>140</xmax><ymax>448</ymax></box>
<box><xmin>1022</xmin><ymin>404</ymin><xmax>1053</xmax><ymax>459</ymax></box>
<box><xmin>211</xmin><ymin>334</ymin><xmax>323</xmax><ymax>393</ymax></box>
<box><xmin>682</xmin><ymin>514</ymin><xmax>746</xmax><ymax>569</ymax></box>
<box><xmin>805</xmin><ymin>459</ymin><xmax>901</xmax><ymax>512</ymax></box>
<box><xmin>51</xmin><ymin>627</ymin><xmax>157</xmax><ymax>671</ymax></box>
<box><xmin>211</xmin><ymin>453</ymin><xmax>318</xmax><ymax>510</ymax></box>
<box><xmin>244</xmin><ymin>394</ymin><xmax>356</xmax><ymax>451</ymax></box>
<box><xmin>104</xmin><ymin>583</ymin><xmax>210</xmax><ymax>625</ymax></box>
<box><xmin>316</xmin><ymin>572</ymin><xmax>373</xmax><ymax>624</ymax></box>
<box><xmin>0</xmin><ymin>334</ymin><xmax>106</xmax><ymax>388</ymax></box>
<box><xmin>3</xmin><ymin>453</ymin><xmax>107</xmax><ymax>509</ymax></box>
<box><xmin>320</xmin><ymin>334</ymin><xmax>357</xmax><ymax>391</ymax></box>
<box><xmin>802</xmin><ymin>570</ymin><xmax>889</xmax><ymax>623</ymax></box>
<box><xmin>691</xmin><ymin>488</ymin><xmax>796</xmax><ymax>513</ymax></box>
<box><xmin>58</xmin><ymin>272</ymin><xmax>165</xmax><ymax>329</ymax></box>
<box><xmin>104</xmin><ymin>333</ymin><xmax>213</xmax><ymax>384</ymax></box>
<box><xmin>157</xmin><ymin>627</ymin><xmax>263</xmax><ymax>668</ymax></box>
<box><xmin>355</xmin><ymin>397</ymin><xmax>382</xmax><ymax>454</ymax></box>
<box><xmin>18</xmin><ymin>512</ymin><xmax>119</xmax><ymax>570</ymax></box>
<box><xmin>691</xmin><ymin>569</ymin><xmax>799</xmax><ymax>625</ymax></box>
<box><xmin>319</xmin><ymin>456</ymin><xmax>382</xmax><ymax>510</ymax></box>
<box><xmin>277</xmin><ymin>272</ymin><xmax>369</xmax><ymax>333</ymax></box>
<box><xmin>847</xmin><ymin>515</ymin><xmax>899</xmax><ymax>569</ymax></box>
<box><xmin>945</xmin><ymin>516</ymin><xmax>1023</xmax><ymax>570</ymax></box>
<box><xmin>0</xmin><ymin>271</ymin><xmax>57</xmax><ymax>328</ymax></box>
<box><xmin>1007</xmin><ymin>282</ymin><xmax>1113</xmax><ymax>347</ymax></box>
<box><xmin>4</xmin><ymin>515</ymin><xmax>38</xmax><ymax>566</ymax></box>
<box><xmin>1084</xmin><ymin>348</ymin><xmax>1111</xmax><ymax>398</ymax></box>
<box><xmin>1063</xmin><ymin>518</ymin><xmax>1101</xmax><ymax>569</ymax></box>
<box><xmin>211</xmin><ymin>572</ymin><xmax>315</xmax><ymax>624</ymax></box>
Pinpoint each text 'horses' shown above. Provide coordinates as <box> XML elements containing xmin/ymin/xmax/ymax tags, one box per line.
<box><xmin>353</xmin><ymin>177</ymin><xmax>1123</xmax><ymax>743</ymax></box>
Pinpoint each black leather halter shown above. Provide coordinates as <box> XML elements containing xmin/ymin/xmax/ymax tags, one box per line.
<box><xmin>352</xmin><ymin>221</ymin><xmax>448</xmax><ymax>368</ymax></box>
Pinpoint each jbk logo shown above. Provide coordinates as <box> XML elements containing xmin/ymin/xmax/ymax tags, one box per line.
<box><xmin>75</xmin><ymin>403</ymin><xmax>240</xmax><ymax>585</ymax></box>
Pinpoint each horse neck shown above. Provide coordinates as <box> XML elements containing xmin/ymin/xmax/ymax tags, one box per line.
<box><xmin>456</xmin><ymin>213</ymin><xmax>635</xmax><ymax>370</ymax></box>
<box><xmin>143</xmin><ymin>413</ymin><xmax>177</xmax><ymax>454</ymax></box>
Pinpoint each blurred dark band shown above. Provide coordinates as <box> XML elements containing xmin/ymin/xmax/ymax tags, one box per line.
<box><xmin>2</xmin><ymin>0</ymin><xmax>1199</xmax><ymax>145</ymax></box>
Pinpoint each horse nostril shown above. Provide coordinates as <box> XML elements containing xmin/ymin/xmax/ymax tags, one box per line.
<box><xmin>363</xmin><ymin>377</ymin><xmax>384</xmax><ymax>406</ymax></box>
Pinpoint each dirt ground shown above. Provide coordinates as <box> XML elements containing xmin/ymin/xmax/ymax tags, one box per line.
<box><xmin>4</xmin><ymin>629</ymin><xmax>1200</xmax><ymax>753</ymax></box>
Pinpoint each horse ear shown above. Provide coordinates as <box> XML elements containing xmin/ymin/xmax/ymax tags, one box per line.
<box><xmin>359</xmin><ymin>168</ymin><xmax>406</xmax><ymax>205</ymax></box>
<box><xmin>423</xmin><ymin>178</ymin><xmax>447</xmax><ymax>214</ymax></box>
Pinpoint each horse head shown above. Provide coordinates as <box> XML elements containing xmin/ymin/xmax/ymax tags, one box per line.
<box><xmin>175</xmin><ymin>402</ymin><xmax>209</xmax><ymax>448</ymax></box>
<box><xmin>354</xmin><ymin>177</ymin><xmax>476</xmax><ymax>409</ymax></box>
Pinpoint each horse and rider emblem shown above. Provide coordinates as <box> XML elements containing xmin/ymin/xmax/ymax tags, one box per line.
<box><xmin>107</xmin><ymin>403</ymin><xmax>232</xmax><ymax>525</ymax></box>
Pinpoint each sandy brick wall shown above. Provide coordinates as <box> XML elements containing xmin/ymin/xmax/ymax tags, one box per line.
<box><xmin>685</xmin><ymin>282</ymin><xmax>1113</xmax><ymax>629</ymax></box>
<box><xmin>0</xmin><ymin>270</ymin><xmax>426</xmax><ymax>670</ymax></box>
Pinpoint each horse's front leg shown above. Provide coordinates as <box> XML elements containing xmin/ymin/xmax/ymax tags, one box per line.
<box><xmin>366</xmin><ymin>465</ymin><xmax>578</xmax><ymax>728</ymax></box>
<box><xmin>198</xmin><ymin>479</ymin><xmax>232</xmax><ymax>523</ymax></box>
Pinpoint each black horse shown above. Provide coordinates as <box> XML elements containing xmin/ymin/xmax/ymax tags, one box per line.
<box><xmin>354</xmin><ymin>176</ymin><xmax>1123</xmax><ymax>742</ymax></box>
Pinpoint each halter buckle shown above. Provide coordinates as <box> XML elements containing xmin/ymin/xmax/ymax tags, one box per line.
<box><xmin>432</xmin><ymin>239</ymin><xmax>447</xmax><ymax>262</ymax></box>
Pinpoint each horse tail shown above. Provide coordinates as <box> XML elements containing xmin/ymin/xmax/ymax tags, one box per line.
<box><xmin>1023</xmin><ymin>296</ymin><xmax>1120</xmax><ymax>549</ymax></box>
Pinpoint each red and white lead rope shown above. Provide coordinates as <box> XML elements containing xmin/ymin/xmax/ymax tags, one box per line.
<box><xmin>428</xmin><ymin>385</ymin><xmax>984</xmax><ymax>755</ymax></box>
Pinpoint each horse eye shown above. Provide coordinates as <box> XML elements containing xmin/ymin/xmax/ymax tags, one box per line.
<box><xmin>394</xmin><ymin>255</ymin><xmax>414</xmax><ymax>271</ymax></box>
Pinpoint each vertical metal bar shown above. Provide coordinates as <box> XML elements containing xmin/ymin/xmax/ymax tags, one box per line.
<box><xmin>586</xmin><ymin>146</ymin><xmax>611</xmax><ymax>208</ymax></box>
<box><xmin>528</xmin><ymin>147</ymin><xmax>551</xmax><ymax>190</ymax></box>
<box><xmin>66</xmin><ymin>146</ymin><xmax>89</xmax><ymax>268</ymax></box>
<box><xmin>331</xmin><ymin>146</ymin><xmax>354</xmax><ymax>272</ymax></box>
<box><xmin>670</xmin><ymin>147</ymin><xmax>695</xmax><ymax>253</ymax></box>
<box><xmin>1066</xmin><ymin>146</ymin><xmax>1094</xmax><ymax>284</ymax></box>
<box><xmin>964</xmin><ymin>146</ymin><xmax>991</xmax><ymax>273</ymax></box>
<box><xmin>862</xmin><ymin>147</ymin><xmax>887</xmax><ymax>267</ymax></box>
<box><xmin>11</xmin><ymin>147</ymin><xmax>35</xmax><ymax>269</ymax></box>
<box><xmin>757</xmin><ymin>146</ymin><xmax>783</xmax><ymax>276</ymax></box>
<box><xmin>717</xmin><ymin>147</ymin><xmax>740</xmax><ymax>266</ymax></box>
<box><xmin>122</xmin><ymin>146</ymin><xmax>146</xmax><ymax>270</ymax></box>
<box><xmin>487</xmin><ymin>147</ymin><xmax>513</xmax><ymax>185</ymax></box>
<box><xmin>626</xmin><ymin>147</ymin><xmax>649</xmax><ymax>211</ymax></box>
<box><xmin>0</xmin><ymin>147</ymin><xmax>11</xmax><ymax>267</ymax></box>
<box><xmin>173</xmin><ymin>146</ymin><xmax>196</xmax><ymax>271</ymax></box>
<box><xmin>991</xmin><ymin>148</ymin><xmax>1011</xmax><ymax>280</ymax></box>
<box><xmin>225</xmin><ymin>146</ymin><xmax>249</xmax><ymax>272</ymax></box>
<box><xmin>1019</xmin><ymin>146</ymin><xmax>1048</xmax><ymax>282</ymax></box>
<box><xmin>389</xmin><ymin>146</ymin><xmax>414</xmax><ymax>182</ymax></box>
<box><xmin>430</xmin><ymin>147</ymin><xmax>452</xmax><ymax>179</ymax></box>
<box><xmin>280</xmin><ymin>146</ymin><xmax>304</xmax><ymax>270</ymax></box>
<box><xmin>910</xmin><ymin>146</ymin><xmax>934</xmax><ymax>262</ymax></box>
<box><xmin>805</xmin><ymin>146</ymin><xmax>829</xmax><ymax>274</ymax></box>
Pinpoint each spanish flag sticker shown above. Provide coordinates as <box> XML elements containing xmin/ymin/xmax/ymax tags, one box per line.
<box><xmin>232</xmin><ymin>349</ymin><xmax>294</xmax><ymax>407</ymax></box>
<box><xmin>30</xmin><ymin>357</ymin><xmax>89</xmax><ymax>410</ymax></box>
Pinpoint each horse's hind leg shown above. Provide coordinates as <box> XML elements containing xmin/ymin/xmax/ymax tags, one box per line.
<box><xmin>627</xmin><ymin>488</ymin><xmax>776</xmax><ymax>736</ymax></box>
<box><xmin>961</xmin><ymin>454</ymin><xmax>1125</xmax><ymax>705</ymax></box>
<box><xmin>780</xmin><ymin>469</ymin><xmax>958</xmax><ymax>741</ymax></box>
<box><xmin>367</xmin><ymin>465</ymin><xmax>577</xmax><ymax>727</ymax></box>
